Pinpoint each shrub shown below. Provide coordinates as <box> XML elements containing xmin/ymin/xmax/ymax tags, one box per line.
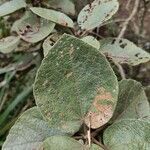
<box><xmin>1</xmin><ymin>0</ymin><xmax>150</xmax><ymax>149</ymax></box>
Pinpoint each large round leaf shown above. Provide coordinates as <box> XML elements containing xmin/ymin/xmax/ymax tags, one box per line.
<box><xmin>103</xmin><ymin>119</ymin><xmax>150</xmax><ymax>150</ymax></box>
<box><xmin>11</xmin><ymin>11</ymin><xmax>55</xmax><ymax>43</ymax></box>
<box><xmin>111</xmin><ymin>79</ymin><xmax>150</xmax><ymax>122</ymax></box>
<box><xmin>0</xmin><ymin>0</ymin><xmax>26</xmax><ymax>17</ymax></box>
<box><xmin>30</xmin><ymin>7</ymin><xmax>74</xmax><ymax>28</ymax></box>
<box><xmin>2</xmin><ymin>107</ymin><xmax>68</xmax><ymax>150</ymax></box>
<box><xmin>0</xmin><ymin>36</ymin><xmax>20</xmax><ymax>53</ymax></box>
<box><xmin>77</xmin><ymin>0</ymin><xmax>119</xmax><ymax>30</ymax></box>
<box><xmin>99</xmin><ymin>38</ymin><xmax>150</xmax><ymax>65</ymax></box>
<box><xmin>43</xmin><ymin>136</ymin><xmax>103</xmax><ymax>150</ymax></box>
<box><xmin>34</xmin><ymin>34</ymin><xmax>118</xmax><ymax>132</ymax></box>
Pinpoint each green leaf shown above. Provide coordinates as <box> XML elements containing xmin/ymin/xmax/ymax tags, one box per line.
<box><xmin>77</xmin><ymin>0</ymin><xmax>119</xmax><ymax>30</ymax></box>
<box><xmin>103</xmin><ymin>119</ymin><xmax>150</xmax><ymax>150</ymax></box>
<box><xmin>2</xmin><ymin>107</ymin><xmax>67</xmax><ymax>150</ymax></box>
<box><xmin>111</xmin><ymin>79</ymin><xmax>150</xmax><ymax>122</ymax></box>
<box><xmin>42</xmin><ymin>0</ymin><xmax>76</xmax><ymax>16</ymax></box>
<box><xmin>99</xmin><ymin>38</ymin><xmax>150</xmax><ymax>65</ymax></box>
<box><xmin>34</xmin><ymin>34</ymin><xmax>118</xmax><ymax>132</ymax></box>
<box><xmin>0</xmin><ymin>0</ymin><xmax>26</xmax><ymax>17</ymax></box>
<box><xmin>91</xmin><ymin>144</ymin><xmax>104</xmax><ymax>150</ymax></box>
<box><xmin>11</xmin><ymin>11</ymin><xmax>55</xmax><ymax>43</ymax></box>
<box><xmin>0</xmin><ymin>36</ymin><xmax>20</xmax><ymax>53</ymax></box>
<box><xmin>43</xmin><ymin>136</ymin><xmax>103</xmax><ymax>150</ymax></box>
<box><xmin>103</xmin><ymin>80</ymin><xmax>150</xmax><ymax>149</ymax></box>
<box><xmin>30</xmin><ymin>7</ymin><xmax>74</xmax><ymax>28</ymax></box>
<box><xmin>43</xmin><ymin>32</ymin><xmax>62</xmax><ymax>57</ymax></box>
<box><xmin>82</xmin><ymin>36</ymin><xmax>100</xmax><ymax>49</ymax></box>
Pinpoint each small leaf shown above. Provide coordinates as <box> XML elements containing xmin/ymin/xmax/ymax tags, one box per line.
<box><xmin>43</xmin><ymin>136</ymin><xmax>103</xmax><ymax>150</ymax></box>
<box><xmin>0</xmin><ymin>0</ymin><xmax>26</xmax><ymax>17</ymax></box>
<box><xmin>30</xmin><ymin>7</ymin><xmax>74</xmax><ymax>28</ymax></box>
<box><xmin>2</xmin><ymin>107</ymin><xmax>68</xmax><ymax>150</ymax></box>
<box><xmin>77</xmin><ymin>0</ymin><xmax>119</xmax><ymax>30</ymax></box>
<box><xmin>0</xmin><ymin>36</ymin><xmax>20</xmax><ymax>53</ymax></box>
<box><xmin>111</xmin><ymin>79</ymin><xmax>150</xmax><ymax>122</ymax></box>
<box><xmin>99</xmin><ymin>38</ymin><xmax>150</xmax><ymax>65</ymax></box>
<box><xmin>103</xmin><ymin>119</ymin><xmax>150</xmax><ymax>150</ymax></box>
<box><xmin>12</xmin><ymin>11</ymin><xmax>55</xmax><ymax>43</ymax></box>
<box><xmin>43</xmin><ymin>32</ymin><xmax>62</xmax><ymax>57</ymax></box>
<box><xmin>82</xmin><ymin>36</ymin><xmax>100</xmax><ymax>49</ymax></box>
<box><xmin>34</xmin><ymin>34</ymin><xmax>118</xmax><ymax>131</ymax></box>
<box><xmin>42</xmin><ymin>0</ymin><xmax>76</xmax><ymax>16</ymax></box>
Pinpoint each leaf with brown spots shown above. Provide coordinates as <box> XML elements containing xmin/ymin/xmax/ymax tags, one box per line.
<box><xmin>11</xmin><ymin>11</ymin><xmax>55</xmax><ymax>43</ymax></box>
<box><xmin>77</xmin><ymin>0</ymin><xmax>119</xmax><ymax>30</ymax></box>
<box><xmin>85</xmin><ymin>88</ymin><xmax>114</xmax><ymax>128</ymax></box>
<box><xmin>99</xmin><ymin>38</ymin><xmax>150</xmax><ymax>65</ymax></box>
<box><xmin>34</xmin><ymin>34</ymin><xmax>118</xmax><ymax>133</ymax></box>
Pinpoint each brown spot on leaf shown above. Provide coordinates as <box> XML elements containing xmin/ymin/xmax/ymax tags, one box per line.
<box><xmin>85</xmin><ymin>88</ymin><xmax>113</xmax><ymax>129</ymax></box>
<box><xmin>120</xmin><ymin>43</ymin><xmax>127</xmax><ymax>49</ymax></box>
<box><xmin>111</xmin><ymin>39</ymin><xmax>116</xmax><ymax>44</ymax></box>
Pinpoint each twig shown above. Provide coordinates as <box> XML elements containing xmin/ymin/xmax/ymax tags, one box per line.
<box><xmin>139</xmin><ymin>0</ymin><xmax>147</xmax><ymax>34</ymax></box>
<box><xmin>126</xmin><ymin>0</ymin><xmax>132</xmax><ymax>10</ymax></box>
<box><xmin>92</xmin><ymin>138</ymin><xmax>109</xmax><ymax>150</ymax></box>
<box><xmin>118</xmin><ymin>0</ymin><xmax>140</xmax><ymax>39</ymax></box>
<box><xmin>112</xmin><ymin>59</ymin><xmax>126</xmax><ymax>79</ymax></box>
<box><xmin>87</xmin><ymin>115</ymin><xmax>91</xmax><ymax>147</ymax></box>
<box><xmin>88</xmin><ymin>31</ymin><xmax>103</xmax><ymax>38</ymax></box>
<box><xmin>74</xmin><ymin>135</ymin><xmax>84</xmax><ymax>140</ymax></box>
<box><xmin>100</xmin><ymin>19</ymin><xmax>126</xmax><ymax>27</ymax></box>
<box><xmin>91</xmin><ymin>124</ymin><xmax>107</xmax><ymax>137</ymax></box>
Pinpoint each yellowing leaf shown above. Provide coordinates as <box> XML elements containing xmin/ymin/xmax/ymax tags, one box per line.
<box><xmin>77</xmin><ymin>0</ymin><xmax>119</xmax><ymax>30</ymax></box>
<box><xmin>30</xmin><ymin>7</ymin><xmax>74</xmax><ymax>28</ymax></box>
